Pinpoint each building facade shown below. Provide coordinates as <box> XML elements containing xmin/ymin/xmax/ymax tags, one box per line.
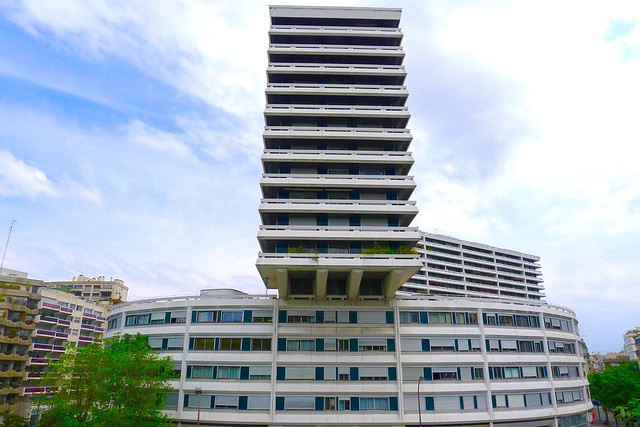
<box><xmin>403</xmin><ymin>232</ymin><xmax>546</xmax><ymax>302</ymax></box>
<box><xmin>23</xmin><ymin>287</ymin><xmax>108</xmax><ymax>398</ymax></box>
<box><xmin>623</xmin><ymin>327</ymin><xmax>639</xmax><ymax>361</ymax></box>
<box><xmin>43</xmin><ymin>274</ymin><xmax>128</xmax><ymax>305</ymax></box>
<box><xmin>106</xmin><ymin>289</ymin><xmax>591</xmax><ymax>427</ymax></box>
<box><xmin>0</xmin><ymin>269</ymin><xmax>40</xmax><ymax>416</ymax></box>
<box><xmin>256</xmin><ymin>5</ymin><xmax>422</xmax><ymax>300</ymax></box>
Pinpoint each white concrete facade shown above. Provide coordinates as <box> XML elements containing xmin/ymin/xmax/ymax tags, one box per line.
<box><xmin>404</xmin><ymin>232</ymin><xmax>546</xmax><ymax>302</ymax></box>
<box><xmin>106</xmin><ymin>289</ymin><xmax>592</xmax><ymax>427</ymax></box>
<box><xmin>256</xmin><ymin>5</ymin><xmax>422</xmax><ymax>300</ymax></box>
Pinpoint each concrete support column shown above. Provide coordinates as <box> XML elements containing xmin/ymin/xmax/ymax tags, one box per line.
<box><xmin>275</xmin><ymin>268</ymin><xmax>288</xmax><ymax>299</ymax></box>
<box><xmin>383</xmin><ymin>269</ymin><xmax>405</xmax><ymax>299</ymax></box>
<box><xmin>347</xmin><ymin>269</ymin><xmax>363</xmax><ymax>300</ymax></box>
<box><xmin>315</xmin><ymin>269</ymin><xmax>328</xmax><ymax>299</ymax></box>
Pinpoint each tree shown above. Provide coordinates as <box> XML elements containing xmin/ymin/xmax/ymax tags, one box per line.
<box><xmin>589</xmin><ymin>362</ymin><xmax>640</xmax><ymax>425</ymax></box>
<box><xmin>39</xmin><ymin>333</ymin><xmax>174</xmax><ymax>427</ymax></box>
<box><xmin>1</xmin><ymin>413</ymin><xmax>30</xmax><ymax>427</ymax></box>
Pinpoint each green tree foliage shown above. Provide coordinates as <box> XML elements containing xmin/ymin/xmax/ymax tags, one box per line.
<box><xmin>39</xmin><ymin>333</ymin><xmax>174</xmax><ymax>427</ymax></box>
<box><xmin>1</xmin><ymin>413</ymin><xmax>30</xmax><ymax>427</ymax></box>
<box><xmin>589</xmin><ymin>362</ymin><xmax>640</xmax><ymax>425</ymax></box>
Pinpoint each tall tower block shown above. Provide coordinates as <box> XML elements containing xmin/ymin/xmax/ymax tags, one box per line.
<box><xmin>256</xmin><ymin>6</ymin><xmax>422</xmax><ymax>299</ymax></box>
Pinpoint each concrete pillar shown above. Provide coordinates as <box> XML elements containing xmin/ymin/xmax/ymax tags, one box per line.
<box><xmin>347</xmin><ymin>269</ymin><xmax>363</xmax><ymax>300</ymax></box>
<box><xmin>315</xmin><ymin>269</ymin><xmax>328</xmax><ymax>299</ymax></box>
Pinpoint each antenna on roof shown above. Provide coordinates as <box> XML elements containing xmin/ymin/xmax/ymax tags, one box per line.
<box><xmin>0</xmin><ymin>220</ymin><xmax>17</xmax><ymax>270</ymax></box>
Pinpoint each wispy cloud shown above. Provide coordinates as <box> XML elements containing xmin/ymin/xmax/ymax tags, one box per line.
<box><xmin>0</xmin><ymin>150</ymin><xmax>56</xmax><ymax>198</ymax></box>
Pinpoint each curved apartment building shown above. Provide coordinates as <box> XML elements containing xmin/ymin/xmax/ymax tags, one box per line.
<box><xmin>105</xmin><ymin>289</ymin><xmax>591</xmax><ymax>427</ymax></box>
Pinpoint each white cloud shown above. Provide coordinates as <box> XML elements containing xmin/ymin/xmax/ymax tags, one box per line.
<box><xmin>0</xmin><ymin>150</ymin><xmax>56</xmax><ymax>198</ymax></box>
<box><xmin>123</xmin><ymin>120</ymin><xmax>196</xmax><ymax>160</ymax></box>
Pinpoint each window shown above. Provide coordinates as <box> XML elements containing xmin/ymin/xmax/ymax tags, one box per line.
<box><xmin>325</xmin><ymin>338</ymin><xmax>349</xmax><ymax>351</ymax></box>
<box><xmin>150</xmin><ymin>312</ymin><xmax>165</xmax><ymax>324</ymax></box>
<box><xmin>491</xmin><ymin>367</ymin><xmax>504</xmax><ymax>379</ymax></box>
<box><xmin>359</xmin><ymin>366</ymin><xmax>388</xmax><ymax>381</ymax></box>
<box><xmin>493</xmin><ymin>394</ymin><xmax>507</xmax><ymax>408</ymax></box>
<box><xmin>287</xmin><ymin>310</ymin><xmax>315</xmax><ymax>323</ymax></box>
<box><xmin>191</xmin><ymin>366</ymin><xmax>213</xmax><ymax>379</ymax></box>
<box><xmin>219</xmin><ymin>338</ymin><xmax>241</xmax><ymax>351</ymax></box>
<box><xmin>338</xmin><ymin>397</ymin><xmax>350</xmax><ymax>411</ymax></box>
<box><xmin>125</xmin><ymin>315</ymin><xmax>136</xmax><ymax>326</ymax></box>
<box><xmin>170</xmin><ymin>311</ymin><xmax>186</xmax><ymax>323</ymax></box>
<box><xmin>247</xmin><ymin>395</ymin><xmax>270</xmax><ymax>410</ymax></box>
<box><xmin>358</xmin><ymin>311</ymin><xmax>387</xmax><ymax>324</ymax></box>
<box><xmin>470</xmin><ymin>338</ymin><xmax>482</xmax><ymax>352</ymax></box>
<box><xmin>433</xmin><ymin>367</ymin><xmax>457</xmax><ymax>381</ymax></box>
<box><xmin>215</xmin><ymin>395</ymin><xmax>239</xmax><ymax>409</ymax></box>
<box><xmin>467</xmin><ymin>313</ymin><xmax>479</xmax><ymax>324</ymax></box>
<box><xmin>220</xmin><ymin>311</ymin><xmax>243</xmax><ymax>323</ymax></box>
<box><xmin>485</xmin><ymin>314</ymin><xmax>497</xmax><ymax>325</ymax></box>
<box><xmin>429</xmin><ymin>312</ymin><xmax>452</xmax><ymax>324</ymax></box>
<box><xmin>400</xmin><ymin>311</ymin><xmax>420</xmax><ymax>324</ymax></box>
<box><xmin>164</xmin><ymin>392</ymin><xmax>179</xmax><ymax>409</ymax></box>
<box><xmin>400</xmin><ymin>338</ymin><xmax>422</xmax><ymax>352</ymax></box>
<box><xmin>324</xmin><ymin>397</ymin><xmax>336</xmax><ymax>410</ymax></box>
<box><xmin>284</xmin><ymin>396</ymin><xmax>315</xmax><ymax>410</ymax></box>
<box><xmin>497</xmin><ymin>314</ymin><xmax>514</xmax><ymax>326</ymax></box>
<box><xmin>248</xmin><ymin>365</ymin><xmax>271</xmax><ymax>380</ymax></box>
<box><xmin>193</xmin><ymin>338</ymin><xmax>215</xmax><ymax>351</ymax></box>
<box><xmin>504</xmin><ymin>367</ymin><xmax>520</xmax><ymax>379</ymax></box>
<box><xmin>217</xmin><ymin>366</ymin><xmax>240</xmax><ymax>379</ymax></box>
<box><xmin>148</xmin><ymin>337</ymin><xmax>163</xmax><ymax>350</ymax></box>
<box><xmin>167</xmin><ymin>337</ymin><xmax>184</xmax><ymax>350</ymax></box>
<box><xmin>187</xmin><ymin>393</ymin><xmax>209</xmax><ymax>408</ymax></box>
<box><xmin>454</xmin><ymin>312</ymin><xmax>466</xmax><ymax>324</ymax></box>
<box><xmin>251</xmin><ymin>338</ymin><xmax>271</xmax><ymax>351</ymax></box>
<box><xmin>501</xmin><ymin>340</ymin><xmax>517</xmax><ymax>352</ymax></box>
<box><xmin>360</xmin><ymin>397</ymin><xmax>389</xmax><ymax>410</ymax></box>
<box><xmin>430</xmin><ymin>338</ymin><xmax>456</xmax><ymax>352</ymax></box>
<box><xmin>323</xmin><ymin>367</ymin><xmax>337</xmax><ymax>381</ymax></box>
<box><xmin>358</xmin><ymin>337</ymin><xmax>387</xmax><ymax>351</ymax></box>
<box><xmin>337</xmin><ymin>366</ymin><xmax>350</xmax><ymax>381</ymax></box>
<box><xmin>487</xmin><ymin>339</ymin><xmax>500</xmax><ymax>352</ymax></box>
<box><xmin>286</xmin><ymin>366</ymin><xmax>315</xmax><ymax>380</ymax></box>
<box><xmin>195</xmin><ymin>311</ymin><xmax>216</xmax><ymax>323</ymax></box>
<box><xmin>473</xmin><ymin>367</ymin><xmax>484</xmax><ymax>380</ymax></box>
<box><xmin>107</xmin><ymin>317</ymin><xmax>121</xmax><ymax>330</ymax></box>
<box><xmin>522</xmin><ymin>366</ymin><xmax>541</xmax><ymax>378</ymax></box>
<box><xmin>252</xmin><ymin>310</ymin><xmax>273</xmax><ymax>323</ymax></box>
<box><xmin>136</xmin><ymin>314</ymin><xmax>150</xmax><ymax>325</ymax></box>
<box><xmin>287</xmin><ymin>339</ymin><xmax>315</xmax><ymax>351</ymax></box>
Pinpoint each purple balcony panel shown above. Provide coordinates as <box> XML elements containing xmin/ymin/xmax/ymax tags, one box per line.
<box><xmin>30</xmin><ymin>358</ymin><xmax>47</xmax><ymax>364</ymax></box>
<box><xmin>36</xmin><ymin>329</ymin><xmax>56</xmax><ymax>337</ymax></box>
<box><xmin>83</xmin><ymin>312</ymin><xmax>97</xmax><ymax>319</ymax></box>
<box><xmin>55</xmin><ymin>332</ymin><xmax>69</xmax><ymax>339</ymax></box>
<box><xmin>60</xmin><ymin>307</ymin><xmax>73</xmax><ymax>313</ymax></box>
<box><xmin>33</xmin><ymin>343</ymin><xmax>53</xmax><ymax>350</ymax></box>
<box><xmin>39</xmin><ymin>315</ymin><xmax>57</xmax><ymax>323</ymax></box>
<box><xmin>78</xmin><ymin>336</ymin><xmax>93</xmax><ymax>342</ymax></box>
<box><xmin>53</xmin><ymin>346</ymin><xmax>65</xmax><ymax>351</ymax></box>
<box><xmin>42</xmin><ymin>302</ymin><xmax>61</xmax><ymax>311</ymax></box>
<box><xmin>58</xmin><ymin>319</ymin><xmax>71</xmax><ymax>326</ymax></box>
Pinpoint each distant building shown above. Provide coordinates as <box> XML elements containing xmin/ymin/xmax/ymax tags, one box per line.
<box><xmin>0</xmin><ymin>268</ymin><xmax>41</xmax><ymax>417</ymax></box>
<box><xmin>623</xmin><ymin>327</ymin><xmax>639</xmax><ymax>361</ymax></box>
<box><xmin>23</xmin><ymin>287</ymin><xmax>108</xmax><ymax>399</ymax></box>
<box><xmin>43</xmin><ymin>274</ymin><xmax>128</xmax><ymax>305</ymax></box>
<box><xmin>403</xmin><ymin>231</ymin><xmax>546</xmax><ymax>301</ymax></box>
<box><xmin>588</xmin><ymin>352</ymin><xmax>630</xmax><ymax>373</ymax></box>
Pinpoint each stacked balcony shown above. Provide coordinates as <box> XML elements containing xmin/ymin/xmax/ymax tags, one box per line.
<box><xmin>257</xmin><ymin>6</ymin><xmax>422</xmax><ymax>300</ymax></box>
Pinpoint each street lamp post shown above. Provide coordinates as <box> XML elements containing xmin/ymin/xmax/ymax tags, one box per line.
<box><xmin>417</xmin><ymin>376</ymin><xmax>424</xmax><ymax>427</ymax></box>
<box><xmin>195</xmin><ymin>387</ymin><xmax>202</xmax><ymax>427</ymax></box>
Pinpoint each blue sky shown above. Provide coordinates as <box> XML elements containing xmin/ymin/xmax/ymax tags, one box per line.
<box><xmin>0</xmin><ymin>0</ymin><xmax>639</xmax><ymax>353</ymax></box>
